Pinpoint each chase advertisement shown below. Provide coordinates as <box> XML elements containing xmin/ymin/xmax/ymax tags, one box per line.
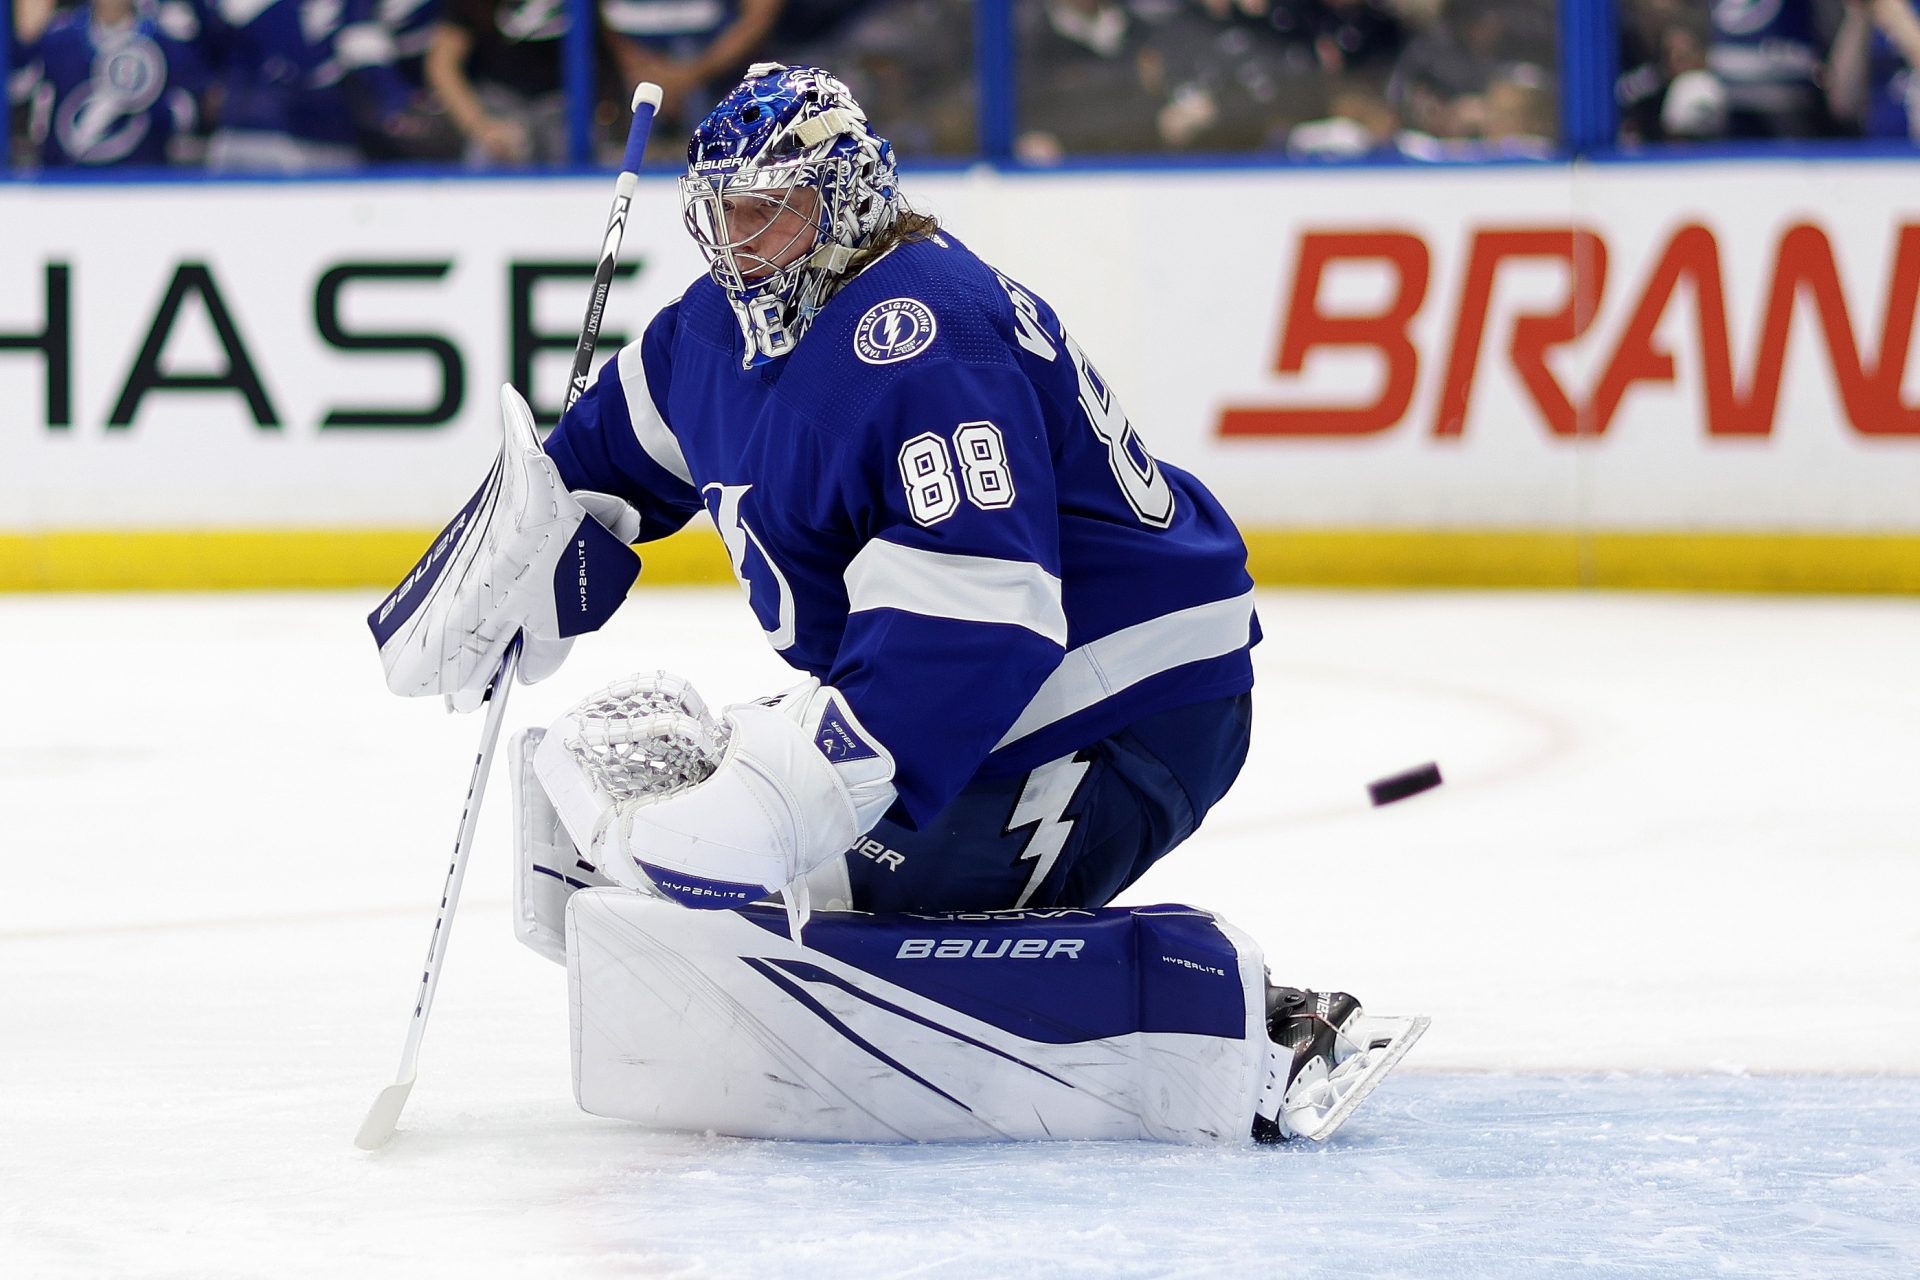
<box><xmin>4</xmin><ymin>163</ymin><xmax>1919</xmax><ymax>579</ymax></box>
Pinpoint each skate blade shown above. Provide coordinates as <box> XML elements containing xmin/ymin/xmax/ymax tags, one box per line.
<box><xmin>1283</xmin><ymin>1014</ymin><xmax>1429</xmax><ymax>1143</ymax></box>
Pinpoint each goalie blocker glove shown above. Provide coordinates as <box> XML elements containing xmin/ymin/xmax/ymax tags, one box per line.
<box><xmin>368</xmin><ymin>384</ymin><xmax>642</xmax><ymax>711</ymax></box>
<box><xmin>534</xmin><ymin>673</ymin><xmax>897</xmax><ymax>907</ymax></box>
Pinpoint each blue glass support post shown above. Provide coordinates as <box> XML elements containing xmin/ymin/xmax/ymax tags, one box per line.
<box><xmin>1558</xmin><ymin>0</ymin><xmax>1619</xmax><ymax>155</ymax></box>
<box><xmin>565</xmin><ymin>0</ymin><xmax>596</xmax><ymax>167</ymax></box>
<box><xmin>974</xmin><ymin>0</ymin><xmax>1015</xmax><ymax>163</ymax></box>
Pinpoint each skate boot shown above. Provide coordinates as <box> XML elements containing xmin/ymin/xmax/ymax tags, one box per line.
<box><xmin>1252</xmin><ymin>983</ymin><xmax>1429</xmax><ymax>1143</ymax></box>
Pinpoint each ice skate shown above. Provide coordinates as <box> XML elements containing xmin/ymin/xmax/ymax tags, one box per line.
<box><xmin>1253</xmin><ymin>984</ymin><xmax>1429</xmax><ymax>1143</ymax></box>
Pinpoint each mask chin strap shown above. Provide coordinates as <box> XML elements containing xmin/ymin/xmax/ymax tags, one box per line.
<box><xmin>805</xmin><ymin>243</ymin><xmax>858</xmax><ymax>274</ymax></box>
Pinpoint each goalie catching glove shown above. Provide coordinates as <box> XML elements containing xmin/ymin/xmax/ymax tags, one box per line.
<box><xmin>368</xmin><ymin>384</ymin><xmax>642</xmax><ymax>711</ymax></box>
<box><xmin>533</xmin><ymin>672</ymin><xmax>897</xmax><ymax>907</ymax></box>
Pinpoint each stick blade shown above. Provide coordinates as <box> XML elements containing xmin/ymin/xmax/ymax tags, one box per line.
<box><xmin>355</xmin><ymin>1079</ymin><xmax>415</xmax><ymax>1150</ymax></box>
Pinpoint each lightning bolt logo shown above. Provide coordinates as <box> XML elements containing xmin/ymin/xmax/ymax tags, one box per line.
<box><xmin>1008</xmin><ymin>755</ymin><xmax>1091</xmax><ymax>908</ymax></box>
<box><xmin>854</xmin><ymin>298</ymin><xmax>938</xmax><ymax>365</ymax></box>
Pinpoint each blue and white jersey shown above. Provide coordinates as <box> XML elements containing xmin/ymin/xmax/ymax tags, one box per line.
<box><xmin>546</xmin><ymin>233</ymin><xmax>1260</xmax><ymax>826</ymax></box>
<box><xmin>17</xmin><ymin>10</ymin><xmax>205</xmax><ymax>167</ymax></box>
<box><xmin>1865</xmin><ymin>18</ymin><xmax>1920</xmax><ymax>141</ymax></box>
<box><xmin>599</xmin><ymin>0</ymin><xmax>735</xmax><ymax>55</ymax></box>
<box><xmin>379</xmin><ymin>0</ymin><xmax>443</xmax><ymax>85</ymax></box>
<box><xmin>196</xmin><ymin>0</ymin><xmax>408</xmax><ymax>144</ymax></box>
<box><xmin>1708</xmin><ymin>0</ymin><xmax>1820</xmax><ymax>89</ymax></box>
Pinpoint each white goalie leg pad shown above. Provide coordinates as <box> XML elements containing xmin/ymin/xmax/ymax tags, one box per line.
<box><xmin>566</xmin><ymin>893</ymin><xmax>1270</xmax><ymax>1143</ymax></box>
<box><xmin>510</xmin><ymin>727</ymin><xmax>620</xmax><ymax>964</ymax></box>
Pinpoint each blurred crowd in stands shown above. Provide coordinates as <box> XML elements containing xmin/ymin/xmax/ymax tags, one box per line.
<box><xmin>5</xmin><ymin>0</ymin><xmax>1918</xmax><ymax>172</ymax></box>
<box><xmin>1617</xmin><ymin>0</ymin><xmax>1920</xmax><ymax>144</ymax></box>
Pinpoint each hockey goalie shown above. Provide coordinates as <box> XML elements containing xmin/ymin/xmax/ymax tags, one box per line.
<box><xmin>370</xmin><ymin>64</ymin><xmax>1425</xmax><ymax>1144</ymax></box>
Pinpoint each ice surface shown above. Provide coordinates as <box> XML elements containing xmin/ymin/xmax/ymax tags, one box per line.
<box><xmin>3</xmin><ymin>590</ymin><xmax>1918</xmax><ymax>1277</ymax></box>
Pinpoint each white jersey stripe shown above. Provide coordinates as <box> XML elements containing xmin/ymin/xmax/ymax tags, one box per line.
<box><xmin>617</xmin><ymin>344</ymin><xmax>693</xmax><ymax>486</ymax></box>
<box><xmin>994</xmin><ymin>589</ymin><xmax>1257</xmax><ymax>750</ymax></box>
<box><xmin>844</xmin><ymin>540</ymin><xmax>1068</xmax><ymax>647</ymax></box>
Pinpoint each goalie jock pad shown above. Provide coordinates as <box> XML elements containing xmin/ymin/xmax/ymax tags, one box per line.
<box><xmin>568</xmin><ymin>892</ymin><xmax>1272</xmax><ymax>1143</ymax></box>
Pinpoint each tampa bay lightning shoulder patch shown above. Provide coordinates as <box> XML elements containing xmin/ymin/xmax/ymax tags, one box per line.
<box><xmin>853</xmin><ymin>298</ymin><xmax>938</xmax><ymax>366</ymax></box>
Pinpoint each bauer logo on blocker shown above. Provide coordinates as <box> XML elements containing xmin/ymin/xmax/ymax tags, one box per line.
<box><xmin>854</xmin><ymin>298</ymin><xmax>937</xmax><ymax>365</ymax></box>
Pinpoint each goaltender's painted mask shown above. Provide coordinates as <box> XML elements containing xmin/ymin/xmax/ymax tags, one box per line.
<box><xmin>680</xmin><ymin>64</ymin><xmax>900</xmax><ymax>368</ymax></box>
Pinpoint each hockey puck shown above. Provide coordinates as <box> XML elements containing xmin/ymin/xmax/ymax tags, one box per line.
<box><xmin>1368</xmin><ymin>762</ymin><xmax>1443</xmax><ymax>807</ymax></box>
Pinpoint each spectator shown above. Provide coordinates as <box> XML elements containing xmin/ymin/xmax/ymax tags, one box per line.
<box><xmin>1015</xmin><ymin>0</ymin><xmax>1166</xmax><ymax>159</ymax></box>
<box><xmin>1706</xmin><ymin>0</ymin><xmax>1831</xmax><ymax>137</ymax></box>
<box><xmin>383</xmin><ymin>0</ymin><xmax>444</xmax><ymax>88</ymax></box>
<box><xmin>1616</xmin><ymin>0</ymin><xmax>1717</xmax><ymax>143</ymax></box>
<box><xmin>598</xmin><ymin>0</ymin><xmax>783</xmax><ymax>148</ymax></box>
<box><xmin>1390</xmin><ymin>0</ymin><xmax>1509</xmax><ymax>135</ymax></box>
<box><xmin>1388</xmin><ymin>0</ymin><xmax>1553</xmax><ymax>142</ymax></box>
<box><xmin>1662</xmin><ymin>63</ymin><xmax>1730</xmax><ymax>139</ymax></box>
<box><xmin>1133</xmin><ymin>0</ymin><xmax>1321</xmax><ymax>151</ymax></box>
<box><xmin>1309</xmin><ymin>0</ymin><xmax>1405</xmax><ymax>78</ymax></box>
<box><xmin>197</xmin><ymin>0</ymin><xmax>455</xmax><ymax>170</ymax></box>
<box><xmin>780</xmin><ymin>0</ymin><xmax>975</xmax><ymax>157</ymax></box>
<box><xmin>12</xmin><ymin>0</ymin><xmax>207</xmax><ymax>168</ymax></box>
<box><xmin>769</xmin><ymin>0</ymin><xmax>882</xmax><ymax>47</ymax></box>
<box><xmin>1288</xmin><ymin>75</ymin><xmax>1444</xmax><ymax>155</ymax></box>
<box><xmin>425</xmin><ymin>0</ymin><xmax>620</xmax><ymax>167</ymax></box>
<box><xmin>1477</xmin><ymin>65</ymin><xmax>1554</xmax><ymax>152</ymax></box>
<box><xmin>12</xmin><ymin>0</ymin><xmax>59</xmax><ymax>49</ymax></box>
<box><xmin>1826</xmin><ymin>0</ymin><xmax>1920</xmax><ymax>139</ymax></box>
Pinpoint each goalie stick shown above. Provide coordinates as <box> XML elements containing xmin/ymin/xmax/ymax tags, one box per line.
<box><xmin>355</xmin><ymin>83</ymin><xmax>665</xmax><ymax>1152</ymax></box>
